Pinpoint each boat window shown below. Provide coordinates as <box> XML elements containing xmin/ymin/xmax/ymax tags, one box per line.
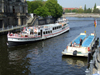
<box><xmin>46</xmin><ymin>31</ymin><xmax>47</xmax><ymax>34</ymax></box>
<box><xmin>48</xmin><ymin>31</ymin><xmax>50</xmax><ymax>33</ymax></box>
<box><xmin>22</xmin><ymin>32</ymin><xmax>27</xmax><ymax>34</ymax></box>
<box><xmin>30</xmin><ymin>32</ymin><xmax>33</xmax><ymax>34</ymax></box>
<box><xmin>64</xmin><ymin>24</ymin><xmax>66</xmax><ymax>26</ymax></box>
<box><xmin>38</xmin><ymin>32</ymin><xmax>40</xmax><ymax>35</ymax></box>
<box><xmin>30</xmin><ymin>29</ymin><xmax>33</xmax><ymax>32</ymax></box>
<box><xmin>43</xmin><ymin>32</ymin><xmax>45</xmax><ymax>34</ymax></box>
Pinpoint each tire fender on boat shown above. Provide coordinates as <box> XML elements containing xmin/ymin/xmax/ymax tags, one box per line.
<box><xmin>73</xmin><ymin>50</ymin><xmax>77</xmax><ymax>56</ymax></box>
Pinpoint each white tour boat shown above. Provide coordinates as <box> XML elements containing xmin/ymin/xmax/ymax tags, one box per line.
<box><xmin>56</xmin><ymin>17</ymin><xmax>69</xmax><ymax>24</ymax></box>
<box><xmin>7</xmin><ymin>21</ymin><xmax>70</xmax><ymax>44</ymax></box>
<box><xmin>62</xmin><ymin>33</ymin><xmax>98</xmax><ymax>57</ymax></box>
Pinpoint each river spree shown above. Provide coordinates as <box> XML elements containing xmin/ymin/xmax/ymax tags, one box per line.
<box><xmin>0</xmin><ymin>17</ymin><xmax>100</xmax><ymax>75</ymax></box>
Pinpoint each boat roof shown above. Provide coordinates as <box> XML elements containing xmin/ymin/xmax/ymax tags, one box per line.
<box><xmin>72</xmin><ymin>34</ymin><xmax>86</xmax><ymax>44</ymax></box>
<box><xmin>27</xmin><ymin>22</ymin><xmax>66</xmax><ymax>30</ymax></box>
<box><xmin>82</xmin><ymin>35</ymin><xmax>94</xmax><ymax>47</ymax></box>
<box><xmin>39</xmin><ymin>23</ymin><xmax>65</xmax><ymax>27</ymax></box>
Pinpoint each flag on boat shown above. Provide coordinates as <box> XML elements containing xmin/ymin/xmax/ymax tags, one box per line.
<box><xmin>94</xmin><ymin>19</ymin><xmax>97</xmax><ymax>27</ymax></box>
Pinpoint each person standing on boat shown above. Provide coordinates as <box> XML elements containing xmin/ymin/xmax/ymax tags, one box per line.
<box><xmin>80</xmin><ymin>38</ymin><xmax>83</xmax><ymax>46</ymax></box>
<box><xmin>70</xmin><ymin>42</ymin><xmax>72</xmax><ymax>47</ymax></box>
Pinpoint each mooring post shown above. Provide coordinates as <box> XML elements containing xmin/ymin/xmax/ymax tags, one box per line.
<box><xmin>85</xmin><ymin>69</ymin><xmax>90</xmax><ymax>75</ymax></box>
<box><xmin>88</xmin><ymin>52</ymin><xmax>92</xmax><ymax>64</ymax></box>
<box><xmin>90</xmin><ymin>60</ymin><xmax>93</xmax><ymax>75</ymax></box>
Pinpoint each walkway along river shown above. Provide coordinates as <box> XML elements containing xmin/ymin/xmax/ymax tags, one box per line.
<box><xmin>0</xmin><ymin>17</ymin><xmax>100</xmax><ymax>75</ymax></box>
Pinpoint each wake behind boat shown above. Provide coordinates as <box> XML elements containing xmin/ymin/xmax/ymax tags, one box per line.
<box><xmin>62</xmin><ymin>32</ymin><xmax>99</xmax><ymax>57</ymax></box>
<box><xmin>7</xmin><ymin>19</ymin><xmax>70</xmax><ymax>45</ymax></box>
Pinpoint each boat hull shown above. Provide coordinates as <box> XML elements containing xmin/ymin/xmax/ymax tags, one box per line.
<box><xmin>8</xmin><ymin>27</ymin><xmax>70</xmax><ymax>45</ymax></box>
<box><xmin>62</xmin><ymin>49</ymin><xmax>88</xmax><ymax>57</ymax></box>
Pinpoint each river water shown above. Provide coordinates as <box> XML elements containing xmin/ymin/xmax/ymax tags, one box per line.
<box><xmin>0</xmin><ymin>17</ymin><xmax>100</xmax><ymax>75</ymax></box>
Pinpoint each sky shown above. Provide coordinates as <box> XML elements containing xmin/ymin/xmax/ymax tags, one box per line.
<box><xmin>27</xmin><ymin>0</ymin><xmax>100</xmax><ymax>9</ymax></box>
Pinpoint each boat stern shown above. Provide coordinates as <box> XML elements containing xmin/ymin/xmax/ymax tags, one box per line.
<box><xmin>62</xmin><ymin>46</ymin><xmax>88</xmax><ymax>57</ymax></box>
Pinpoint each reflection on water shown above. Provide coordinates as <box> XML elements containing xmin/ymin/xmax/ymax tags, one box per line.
<box><xmin>6</xmin><ymin>41</ymin><xmax>45</xmax><ymax>75</ymax></box>
<box><xmin>62</xmin><ymin>56</ymin><xmax>87</xmax><ymax>68</ymax></box>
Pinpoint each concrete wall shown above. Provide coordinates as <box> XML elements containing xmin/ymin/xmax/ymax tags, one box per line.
<box><xmin>38</xmin><ymin>17</ymin><xmax>56</xmax><ymax>25</ymax></box>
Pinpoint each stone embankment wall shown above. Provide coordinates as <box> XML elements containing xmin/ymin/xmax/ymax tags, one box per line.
<box><xmin>31</xmin><ymin>17</ymin><xmax>56</xmax><ymax>26</ymax></box>
<box><xmin>62</xmin><ymin>13</ymin><xmax>100</xmax><ymax>18</ymax></box>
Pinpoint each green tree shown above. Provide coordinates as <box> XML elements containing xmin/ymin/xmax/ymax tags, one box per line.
<box><xmin>27</xmin><ymin>1</ymin><xmax>44</xmax><ymax>13</ymax></box>
<box><xmin>65</xmin><ymin>9</ymin><xmax>70</xmax><ymax>13</ymax></box>
<box><xmin>45</xmin><ymin>0</ymin><xmax>63</xmax><ymax>18</ymax></box>
<box><xmin>86</xmin><ymin>8</ymin><xmax>92</xmax><ymax>13</ymax></box>
<box><xmin>72</xmin><ymin>9</ymin><xmax>78</xmax><ymax>13</ymax></box>
<box><xmin>34</xmin><ymin>5</ymin><xmax>50</xmax><ymax>17</ymax></box>
<box><xmin>84</xmin><ymin>4</ymin><xmax>87</xmax><ymax>13</ymax></box>
<box><xmin>93</xmin><ymin>3</ymin><xmax>97</xmax><ymax>13</ymax></box>
<box><xmin>77</xmin><ymin>8</ymin><xmax>84</xmax><ymax>13</ymax></box>
<box><xmin>27</xmin><ymin>1</ymin><xmax>32</xmax><ymax>13</ymax></box>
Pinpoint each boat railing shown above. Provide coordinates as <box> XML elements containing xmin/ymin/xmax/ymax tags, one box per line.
<box><xmin>85</xmin><ymin>45</ymin><xmax>100</xmax><ymax>75</ymax></box>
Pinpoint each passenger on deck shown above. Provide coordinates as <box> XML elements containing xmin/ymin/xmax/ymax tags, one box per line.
<box><xmin>80</xmin><ymin>38</ymin><xmax>83</xmax><ymax>46</ymax></box>
<box><xmin>70</xmin><ymin>42</ymin><xmax>72</xmax><ymax>47</ymax></box>
<box><xmin>73</xmin><ymin>42</ymin><xmax>76</xmax><ymax>47</ymax></box>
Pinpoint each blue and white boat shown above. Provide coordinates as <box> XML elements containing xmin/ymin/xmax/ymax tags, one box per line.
<box><xmin>62</xmin><ymin>33</ymin><xmax>97</xmax><ymax>57</ymax></box>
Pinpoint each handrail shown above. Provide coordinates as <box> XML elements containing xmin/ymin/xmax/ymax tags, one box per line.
<box><xmin>0</xmin><ymin>24</ymin><xmax>28</xmax><ymax>33</ymax></box>
<box><xmin>0</xmin><ymin>16</ymin><xmax>37</xmax><ymax>33</ymax></box>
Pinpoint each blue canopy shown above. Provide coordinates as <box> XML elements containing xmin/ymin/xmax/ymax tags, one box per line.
<box><xmin>82</xmin><ymin>35</ymin><xmax>94</xmax><ymax>47</ymax></box>
<box><xmin>72</xmin><ymin>35</ymin><xmax>86</xmax><ymax>44</ymax></box>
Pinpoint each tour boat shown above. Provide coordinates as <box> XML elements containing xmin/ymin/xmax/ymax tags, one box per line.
<box><xmin>7</xmin><ymin>21</ymin><xmax>70</xmax><ymax>45</ymax></box>
<box><xmin>62</xmin><ymin>33</ymin><xmax>98</xmax><ymax>57</ymax></box>
<box><xmin>56</xmin><ymin>17</ymin><xmax>69</xmax><ymax>24</ymax></box>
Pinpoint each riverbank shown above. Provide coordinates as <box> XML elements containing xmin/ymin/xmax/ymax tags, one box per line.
<box><xmin>62</xmin><ymin>13</ymin><xmax>100</xmax><ymax>18</ymax></box>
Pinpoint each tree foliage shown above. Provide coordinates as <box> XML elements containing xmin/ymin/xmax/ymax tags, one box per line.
<box><xmin>27</xmin><ymin>0</ymin><xmax>63</xmax><ymax>18</ymax></box>
<box><xmin>27</xmin><ymin>1</ymin><xmax>44</xmax><ymax>13</ymax></box>
<box><xmin>93</xmin><ymin>3</ymin><xmax>100</xmax><ymax>13</ymax></box>
<box><xmin>77</xmin><ymin>8</ymin><xmax>84</xmax><ymax>13</ymax></box>
<box><xmin>84</xmin><ymin>4</ymin><xmax>87</xmax><ymax>13</ymax></box>
<box><xmin>86</xmin><ymin>8</ymin><xmax>92</xmax><ymax>13</ymax></box>
<box><xmin>34</xmin><ymin>5</ymin><xmax>50</xmax><ymax>17</ymax></box>
<box><xmin>45</xmin><ymin>0</ymin><xmax>63</xmax><ymax>18</ymax></box>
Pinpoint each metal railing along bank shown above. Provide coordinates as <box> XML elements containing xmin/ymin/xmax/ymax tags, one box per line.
<box><xmin>0</xmin><ymin>16</ymin><xmax>37</xmax><ymax>33</ymax></box>
<box><xmin>85</xmin><ymin>38</ymin><xmax>100</xmax><ymax>75</ymax></box>
<box><xmin>0</xmin><ymin>24</ymin><xmax>28</xmax><ymax>33</ymax></box>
